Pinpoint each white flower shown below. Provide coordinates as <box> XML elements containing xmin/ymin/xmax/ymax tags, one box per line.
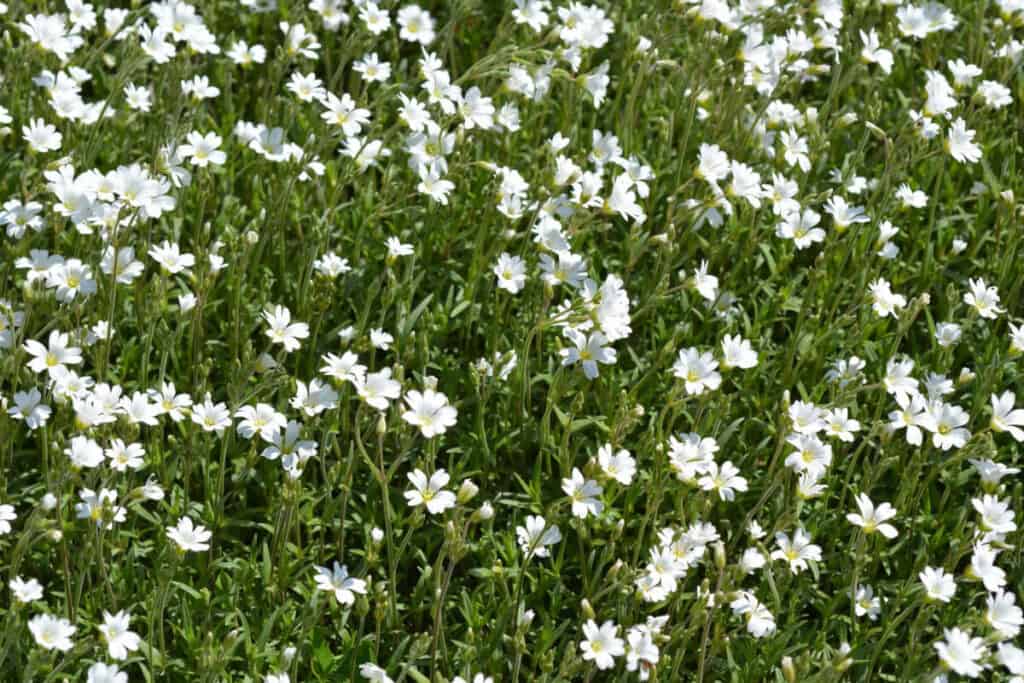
<box><xmin>8</xmin><ymin>389</ymin><xmax>51</xmax><ymax>429</ymax></box>
<box><xmin>369</xmin><ymin>328</ymin><xmax>393</xmax><ymax>350</ymax></box>
<box><xmin>695</xmin><ymin>143</ymin><xmax>730</xmax><ymax>185</ymax></box>
<box><xmin>23</xmin><ymin>330</ymin><xmax>82</xmax><ymax>376</ymax></box>
<box><xmin>824</xmin><ymin>408</ymin><xmax>860</xmax><ymax>442</ymax></box>
<box><xmin>946</xmin><ymin>118</ymin><xmax>982</xmax><ymax>164</ymax></box>
<box><xmin>847</xmin><ymin>493</ymin><xmax>898</xmax><ymax>539</ymax></box>
<box><xmin>869</xmin><ymin>278</ymin><xmax>907</xmax><ymax>318</ymax></box>
<box><xmin>87</xmin><ymin>663</ymin><xmax>127</xmax><ymax>683</ymax></box>
<box><xmin>698</xmin><ymin>461</ymin><xmax>748</xmax><ymax>501</ymax></box>
<box><xmin>179</xmin><ymin>131</ymin><xmax>226</xmax><ymax>167</ymax></box>
<box><xmin>827</xmin><ymin>356</ymin><xmax>866</xmax><ymax>387</ymax></box>
<box><xmin>416</xmin><ymin>162</ymin><xmax>455</xmax><ymax>204</ymax></box>
<box><xmin>404</xmin><ymin>469</ymin><xmax>456</xmax><ymax>515</ymax></box>
<box><xmin>771</xmin><ymin>528</ymin><xmax>821</xmax><ymax>574</ymax></box>
<box><xmin>321</xmin><ymin>351</ymin><xmax>366</xmax><ymax>385</ymax></box>
<box><xmin>396</xmin><ymin>4</ymin><xmax>435</xmax><ymax>45</ymax></box>
<box><xmin>512</xmin><ymin>0</ymin><xmax>550</xmax><ymax>32</ymax></box>
<box><xmin>494</xmin><ymin>252</ymin><xmax>527</xmax><ymax>293</ymax></box>
<box><xmin>854</xmin><ymin>584</ymin><xmax>881</xmax><ymax>620</ymax></box>
<box><xmin>860</xmin><ymin>29</ymin><xmax>893</xmax><ymax>73</ymax></box>
<box><xmin>562</xmin><ymin>468</ymin><xmax>603</xmax><ymax>518</ymax></box>
<box><xmin>672</xmin><ymin>347</ymin><xmax>721</xmax><ymax>395</ymax></box>
<box><xmin>934</xmin><ymin>627</ymin><xmax>987</xmax><ymax>678</ymax></box>
<box><xmin>235</xmin><ymin>403</ymin><xmax>287</xmax><ymax>441</ymax></box>
<box><xmin>386</xmin><ymin>237</ymin><xmax>414</xmax><ymax>259</ymax></box>
<box><xmin>401</xmin><ymin>389</ymin><xmax>457</xmax><ymax>437</ymax></box>
<box><xmin>972</xmin><ymin>494</ymin><xmax>1017</xmax><ymax>534</ymax></box>
<box><xmin>924</xmin><ymin>401</ymin><xmax>970</xmax><ymax>451</ymax></box>
<box><xmin>263</xmin><ymin>305</ymin><xmax>309</xmax><ymax>352</ymax></box>
<box><xmin>824</xmin><ymin>196</ymin><xmax>869</xmax><ymax>232</ymax></box>
<box><xmin>970</xmin><ymin>458</ymin><xmax>1020</xmax><ymax>488</ymax></box>
<box><xmin>989</xmin><ymin>391</ymin><xmax>1024</xmax><ymax>441</ymax></box>
<box><xmin>730</xmin><ymin>591</ymin><xmax>776</xmax><ymax>638</ymax></box>
<box><xmin>987</xmin><ymin>590</ymin><xmax>1024</xmax><ymax>640</ymax></box>
<box><xmin>166</xmin><ymin>516</ymin><xmax>212</xmax><ymax>552</ymax></box>
<box><xmin>998</xmin><ymin>643</ymin><xmax>1024</xmax><ymax>676</ymax></box>
<box><xmin>740</xmin><ymin>548</ymin><xmax>766</xmax><ymax>574</ymax></box>
<box><xmin>354</xmin><ymin>52</ymin><xmax>391</xmax><ymax>83</ymax></box>
<box><xmin>784</xmin><ymin>433</ymin><xmax>832</xmax><ymax>477</ymax></box>
<box><xmin>579</xmin><ymin>619</ymin><xmax>624</xmax><ymax>670</ymax></box>
<box><xmin>10</xmin><ymin>576</ymin><xmax>43</xmax><ymax>603</ymax></box>
<box><xmin>919</xmin><ymin>566</ymin><xmax>956</xmax><ymax>603</ymax></box>
<box><xmin>720</xmin><ymin>334</ymin><xmax>757</xmax><ymax>370</ymax></box>
<box><xmin>99</xmin><ymin>610</ymin><xmax>140</xmax><ymax>660</ymax></box>
<box><xmin>969</xmin><ymin>543</ymin><xmax>1006</xmax><ymax>592</ymax></box>
<box><xmin>516</xmin><ymin>515</ymin><xmax>562</xmax><ymax>558</ymax></box>
<box><xmin>65</xmin><ymin>435</ymin><xmax>106</xmax><ymax>469</ymax></box>
<box><xmin>935</xmin><ymin>322</ymin><xmax>961</xmax><ymax>347</ymax></box>
<box><xmin>192</xmin><ymin>394</ymin><xmax>232</xmax><ymax>433</ymax></box>
<box><xmin>149</xmin><ymin>240</ymin><xmax>195</xmax><ymax>274</ymax></box>
<box><xmin>964</xmin><ymin>278</ymin><xmax>1003</xmax><ymax>319</ymax></box>
<box><xmin>28</xmin><ymin>613</ymin><xmax>76</xmax><ymax>651</ymax></box>
<box><xmin>888</xmin><ymin>391</ymin><xmax>928</xmax><ymax>446</ymax></box>
<box><xmin>314</xmin><ymin>562</ymin><xmax>367</xmax><ymax>606</ymax></box>
<box><xmin>561</xmin><ymin>328</ymin><xmax>617</xmax><ymax>380</ymax></box>
<box><xmin>76</xmin><ymin>488</ymin><xmax>126</xmax><ymax>529</ymax></box>
<box><xmin>23</xmin><ymin>118</ymin><xmax>62</xmax><ymax>152</ymax></box>
<box><xmin>355</xmin><ymin>369</ymin><xmax>401</xmax><ymax>410</ymax></box>
<box><xmin>100</xmin><ymin>246</ymin><xmax>144</xmax><ymax>284</ymax></box>
<box><xmin>977</xmin><ymin>80</ymin><xmax>1012</xmax><ymax>109</ymax></box>
<box><xmin>359</xmin><ymin>663</ymin><xmax>394</xmax><ymax>683</ymax></box>
<box><xmin>597</xmin><ymin>444</ymin><xmax>635</xmax><ymax>485</ymax></box>
<box><xmin>693</xmin><ymin>261</ymin><xmax>719</xmax><ymax>302</ymax></box>
<box><xmin>105</xmin><ymin>439</ymin><xmax>145</xmax><ymax>472</ymax></box>
<box><xmin>776</xmin><ymin>208</ymin><xmax>825</xmax><ymax>249</ymax></box>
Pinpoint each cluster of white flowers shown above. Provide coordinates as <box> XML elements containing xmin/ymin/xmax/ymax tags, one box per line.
<box><xmin>3</xmin><ymin>0</ymin><xmax>1024</xmax><ymax>679</ymax></box>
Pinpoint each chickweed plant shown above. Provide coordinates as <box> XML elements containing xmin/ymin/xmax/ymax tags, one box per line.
<box><xmin>0</xmin><ymin>0</ymin><xmax>1023</xmax><ymax>680</ymax></box>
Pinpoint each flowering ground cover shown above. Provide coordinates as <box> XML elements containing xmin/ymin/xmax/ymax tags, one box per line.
<box><xmin>1</xmin><ymin>0</ymin><xmax>1024</xmax><ymax>680</ymax></box>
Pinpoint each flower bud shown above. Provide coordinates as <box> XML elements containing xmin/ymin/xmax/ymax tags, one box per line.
<box><xmin>714</xmin><ymin>541</ymin><xmax>727</xmax><ymax>570</ymax></box>
<box><xmin>781</xmin><ymin>656</ymin><xmax>797</xmax><ymax>683</ymax></box>
<box><xmin>456</xmin><ymin>479</ymin><xmax>478</xmax><ymax>504</ymax></box>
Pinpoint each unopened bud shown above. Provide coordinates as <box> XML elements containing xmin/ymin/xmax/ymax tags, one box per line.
<box><xmin>781</xmin><ymin>656</ymin><xmax>796</xmax><ymax>683</ymax></box>
<box><xmin>714</xmin><ymin>541</ymin><xmax>726</xmax><ymax>570</ymax></box>
<box><xmin>476</xmin><ymin>502</ymin><xmax>494</xmax><ymax>521</ymax></box>
<box><xmin>834</xmin><ymin>642</ymin><xmax>853</xmax><ymax>672</ymax></box>
<box><xmin>457</xmin><ymin>479</ymin><xmax>479</xmax><ymax>504</ymax></box>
